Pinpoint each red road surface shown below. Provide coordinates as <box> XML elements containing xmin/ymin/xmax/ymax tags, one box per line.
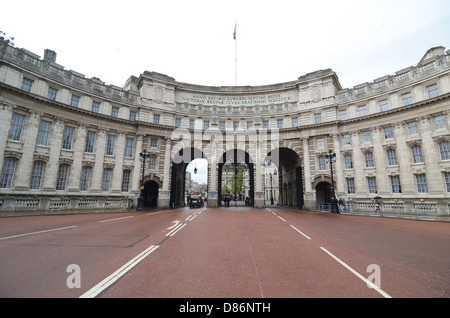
<box><xmin>0</xmin><ymin>206</ymin><xmax>449</xmax><ymax>298</ymax></box>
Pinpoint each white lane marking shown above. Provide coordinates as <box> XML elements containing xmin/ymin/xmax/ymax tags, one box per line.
<box><xmin>0</xmin><ymin>226</ymin><xmax>77</xmax><ymax>241</ymax></box>
<box><xmin>320</xmin><ymin>247</ymin><xmax>392</xmax><ymax>298</ymax></box>
<box><xmin>169</xmin><ymin>223</ymin><xmax>186</xmax><ymax>236</ymax></box>
<box><xmin>80</xmin><ymin>244</ymin><xmax>159</xmax><ymax>298</ymax></box>
<box><xmin>289</xmin><ymin>225</ymin><xmax>312</xmax><ymax>240</ymax></box>
<box><xmin>166</xmin><ymin>223</ymin><xmax>184</xmax><ymax>236</ymax></box>
<box><xmin>167</xmin><ymin>220</ymin><xmax>182</xmax><ymax>230</ymax></box>
<box><xmin>277</xmin><ymin>215</ymin><xmax>286</xmax><ymax>222</ymax></box>
<box><xmin>98</xmin><ymin>216</ymin><xmax>134</xmax><ymax>223</ymax></box>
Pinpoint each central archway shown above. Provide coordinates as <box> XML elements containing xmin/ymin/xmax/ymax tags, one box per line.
<box><xmin>218</xmin><ymin>149</ymin><xmax>254</xmax><ymax>207</ymax></box>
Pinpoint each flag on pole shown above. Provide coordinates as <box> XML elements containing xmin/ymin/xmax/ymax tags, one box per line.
<box><xmin>233</xmin><ymin>23</ymin><xmax>236</xmax><ymax>40</ymax></box>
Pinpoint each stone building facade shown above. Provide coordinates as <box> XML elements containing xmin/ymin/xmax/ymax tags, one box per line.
<box><xmin>0</xmin><ymin>39</ymin><xmax>449</xmax><ymax>220</ymax></box>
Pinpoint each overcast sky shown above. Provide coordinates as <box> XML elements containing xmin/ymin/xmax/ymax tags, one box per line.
<box><xmin>2</xmin><ymin>0</ymin><xmax>449</xmax><ymax>184</ymax></box>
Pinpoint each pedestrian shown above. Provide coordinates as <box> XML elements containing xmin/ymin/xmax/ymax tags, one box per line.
<box><xmin>374</xmin><ymin>198</ymin><xmax>382</xmax><ymax>214</ymax></box>
<box><xmin>339</xmin><ymin>198</ymin><xmax>344</xmax><ymax>213</ymax></box>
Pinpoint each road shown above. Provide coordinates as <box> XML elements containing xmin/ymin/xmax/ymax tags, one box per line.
<box><xmin>0</xmin><ymin>206</ymin><xmax>449</xmax><ymax>300</ymax></box>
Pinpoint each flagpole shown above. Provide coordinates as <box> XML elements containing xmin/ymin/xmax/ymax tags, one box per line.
<box><xmin>234</xmin><ymin>21</ymin><xmax>237</xmax><ymax>86</ymax></box>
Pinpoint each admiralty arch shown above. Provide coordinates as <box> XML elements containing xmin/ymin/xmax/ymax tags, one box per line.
<box><xmin>1</xmin><ymin>39</ymin><xmax>449</xmax><ymax>220</ymax></box>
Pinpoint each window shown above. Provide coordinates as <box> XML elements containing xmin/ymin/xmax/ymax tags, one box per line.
<box><xmin>70</xmin><ymin>95</ymin><xmax>80</xmax><ymax>107</ymax></box>
<box><xmin>314</xmin><ymin>114</ymin><xmax>322</xmax><ymax>124</ymax></box>
<box><xmin>122</xmin><ymin>170</ymin><xmax>131</xmax><ymax>192</ymax></box>
<box><xmin>129</xmin><ymin>111</ymin><xmax>137</xmax><ymax>122</ymax></box>
<box><xmin>37</xmin><ymin>120</ymin><xmax>51</xmax><ymax>146</ymax></box>
<box><xmin>102</xmin><ymin>169</ymin><xmax>112</xmax><ymax>191</ymax></box>
<box><xmin>362</xmin><ymin>131</ymin><xmax>371</xmax><ymax>143</ymax></box>
<box><xmin>344</xmin><ymin>154</ymin><xmax>353</xmax><ymax>169</ymax></box>
<box><xmin>56</xmin><ymin>164</ymin><xmax>69</xmax><ymax>190</ymax></box>
<box><xmin>379</xmin><ymin>100</ymin><xmax>389</xmax><ymax>112</ymax></box>
<box><xmin>439</xmin><ymin>141</ymin><xmax>450</xmax><ymax>160</ymax></box>
<box><xmin>233</xmin><ymin>121</ymin><xmax>239</xmax><ymax>130</ymax></box>
<box><xmin>402</xmin><ymin>92</ymin><xmax>413</xmax><ymax>106</ymax></box>
<box><xmin>390</xmin><ymin>175</ymin><xmax>401</xmax><ymax>193</ymax></box>
<box><xmin>427</xmin><ymin>84</ymin><xmax>439</xmax><ymax>98</ymax></box>
<box><xmin>377</xmin><ymin>80</ymin><xmax>386</xmax><ymax>88</ymax></box>
<box><xmin>246</xmin><ymin>121</ymin><xmax>253</xmax><ymax>130</ymax></box>
<box><xmin>415</xmin><ymin>174</ymin><xmax>428</xmax><ymax>193</ymax></box>
<box><xmin>85</xmin><ymin>131</ymin><xmax>96</xmax><ymax>153</ymax></box>
<box><xmin>30</xmin><ymin>161</ymin><xmax>44</xmax><ymax>190</ymax></box>
<box><xmin>397</xmin><ymin>72</ymin><xmax>409</xmax><ymax>81</ymax></box>
<box><xmin>106</xmin><ymin>135</ymin><xmax>115</xmax><ymax>156</ymax></box>
<box><xmin>358</xmin><ymin>105</ymin><xmax>367</xmax><ymax>117</ymax></box>
<box><xmin>204</xmin><ymin>120</ymin><xmax>210</xmax><ymax>130</ymax></box>
<box><xmin>318</xmin><ymin>157</ymin><xmax>326</xmax><ymax>171</ymax></box>
<box><xmin>125</xmin><ymin>138</ymin><xmax>134</xmax><ymax>158</ymax></box>
<box><xmin>422</xmin><ymin>61</ymin><xmax>435</xmax><ymax>72</ymax></box>
<box><xmin>384</xmin><ymin>127</ymin><xmax>394</xmax><ymax>139</ymax></box>
<box><xmin>277</xmin><ymin>119</ymin><xmax>283</xmax><ymax>129</ymax></box>
<box><xmin>62</xmin><ymin>126</ymin><xmax>74</xmax><ymax>150</ymax></box>
<box><xmin>356</xmin><ymin>87</ymin><xmax>365</xmax><ymax>94</ymax></box>
<box><xmin>292</xmin><ymin>117</ymin><xmax>298</xmax><ymax>128</ymax></box>
<box><xmin>47</xmin><ymin>87</ymin><xmax>58</xmax><ymax>101</ymax></box>
<box><xmin>342</xmin><ymin>134</ymin><xmax>350</xmax><ymax>145</ymax></box>
<box><xmin>148</xmin><ymin>155</ymin><xmax>157</xmax><ymax>170</ymax></box>
<box><xmin>339</xmin><ymin>110</ymin><xmax>347</xmax><ymax>120</ymax></box>
<box><xmin>220</xmin><ymin>121</ymin><xmax>226</xmax><ymax>131</ymax></box>
<box><xmin>317</xmin><ymin>138</ymin><xmax>324</xmax><ymax>149</ymax></box>
<box><xmin>153</xmin><ymin>114</ymin><xmax>160</xmax><ymax>124</ymax></box>
<box><xmin>365</xmin><ymin>152</ymin><xmax>374</xmax><ymax>167</ymax></box>
<box><xmin>111</xmin><ymin>107</ymin><xmax>119</xmax><ymax>118</ymax></box>
<box><xmin>445</xmin><ymin>172</ymin><xmax>450</xmax><ymax>192</ymax></box>
<box><xmin>92</xmin><ymin>101</ymin><xmax>100</xmax><ymax>113</ymax></box>
<box><xmin>387</xmin><ymin>149</ymin><xmax>398</xmax><ymax>166</ymax></box>
<box><xmin>434</xmin><ymin>115</ymin><xmax>446</xmax><ymax>130</ymax></box>
<box><xmin>190</xmin><ymin>119</ymin><xmax>195</xmax><ymax>130</ymax></box>
<box><xmin>367</xmin><ymin>177</ymin><xmax>377</xmax><ymax>193</ymax></box>
<box><xmin>80</xmin><ymin>166</ymin><xmax>91</xmax><ymax>191</ymax></box>
<box><xmin>263</xmin><ymin>120</ymin><xmax>269</xmax><ymax>129</ymax></box>
<box><xmin>408</xmin><ymin>122</ymin><xmax>418</xmax><ymax>135</ymax></box>
<box><xmin>150</xmin><ymin>138</ymin><xmax>158</xmax><ymax>148</ymax></box>
<box><xmin>175</xmin><ymin>118</ymin><xmax>182</xmax><ymax>128</ymax></box>
<box><xmin>411</xmin><ymin>145</ymin><xmax>423</xmax><ymax>163</ymax></box>
<box><xmin>0</xmin><ymin>158</ymin><xmax>16</xmax><ymax>188</ymax></box>
<box><xmin>9</xmin><ymin>113</ymin><xmax>25</xmax><ymax>141</ymax></box>
<box><xmin>346</xmin><ymin>178</ymin><xmax>355</xmax><ymax>194</ymax></box>
<box><xmin>21</xmin><ymin>77</ymin><xmax>33</xmax><ymax>92</ymax></box>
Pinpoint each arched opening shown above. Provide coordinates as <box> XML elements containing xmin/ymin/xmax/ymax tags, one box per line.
<box><xmin>218</xmin><ymin>149</ymin><xmax>254</xmax><ymax>207</ymax></box>
<box><xmin>265</xmin><ymin>148</ymin><xmax>303</xmax><ymax>208</ymax></box>
<box><xmin>316</xmin><ymin>181</ymin><xmax>332</xmax><ymax>204</ymax></box>
<box><xmin>170</xmin><ymin>147</ymin><xmax>207</xmax><ymax>208</ymax></box>
<box><xmin>143</xmin><ymin>180</ymin><xmax>159</xmax><ymax>208</ymax></box>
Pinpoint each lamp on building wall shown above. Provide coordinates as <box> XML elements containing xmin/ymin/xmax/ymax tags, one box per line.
<box><xmin>325</xmin><ymin>149</ymin><xmax>338</xmax><ymax>213</ymax></box>
<box><xmin>137</xmin><ymin>149</ymin><xmax>151</xmax><ymax>211</ymax></box>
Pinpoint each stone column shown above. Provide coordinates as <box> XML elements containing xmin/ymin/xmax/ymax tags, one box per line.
<box><xmin>42</xmin><ymin>118</ymin><xmax>64</xmax><ymax>191</ymax></box>
<box><xmin>351</xmin><ymin>130</ymin><xmax>366</xmax><ymax>195</ymax></box>
<box><xmin>332</xmin><ymin>133</ymin><xmax>345</xmax><ymax>197</ymax></box>
<box><xmin>302</xmin><ymin>137</ymin><xmax>314</xmax><ymax>209</ymax></box>
<box><xmin>158</xmin><ymin>136</ymin><xmax>171</xmax><ymax>208</ymax></box>
<box><xmin>15</xmin><ymin>110</ymin><xmax>40</xmax><ymax>190</ymax></box>
<box><xmin>0</xmin><ymin>103</ymin><xmax>15</xmax><ymax>172</ymax></box>
<box><xmin>372</xmin><ymin>127</ymin><xmax>389</xmax><ymax>196</ymax></box>
<box><xmin>419</xmin><ymin>116</ymin><xmax>442</xmax><ymax>195</ymax></box>
<box><xmin>111</xmin><ymin>131</ymin><xmax>125</xmax><ymax>193</ymax></box>
<box><xmin>393</xmin><ymin>122</ymin><xmax>415</xmax><ymax>195</ymax></box>
<box><xmin>131</xmin><ymin>134</ymin><xmax>144</xmax><ymax>196</ymax></box>
<box><xmin>67</xmin><ymin>124</ymin><xmax>86</xmax><ymax>191</ymax></box>
<box><xmin>90</xmin><ymin>128</ymin><xmax>107</xmax><ymax>192</ymax></box>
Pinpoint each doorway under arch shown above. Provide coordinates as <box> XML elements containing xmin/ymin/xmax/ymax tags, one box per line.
<box><xmin>316</xmin><ymin>181</ymin><xmax>332</xmax><ymax>204</ymax></box>
<box><xmin>143</xmin><ymin>180</ymin><xmax>159</xmax><ymax>208</ymax></box>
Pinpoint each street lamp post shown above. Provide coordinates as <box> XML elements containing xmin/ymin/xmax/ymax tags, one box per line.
<box><xmin>137</xmin><ymin>149</ymin><xmax>151</xmax><ymax>211</ymax></box>
<box><xmin>325</xmin><ymin>149</ymin><xmax>338</xmax><ymax>213</ymax></box>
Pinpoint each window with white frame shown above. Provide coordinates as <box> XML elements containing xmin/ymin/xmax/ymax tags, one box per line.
<box><xmin>111</xmin><ymin>107</ymin><xmax>119</xmax><ymax>118</ymax></box>
<box><xmin>150</xmin><ymin>138</ymin><xmax>158</xmax><ymax>148</ymax></box>
<box><xmin>175</xmin><ymin>118</ymin><xmax>182</xmax><ymax>128</ymax></box>
<box><xmin>411</xmin><ymin>145</ymin><xmax>423</xmax><ymax>163</ymax></box>
<box><xmin>85</xmin><ymin>131</ymin><xmax>96</xmax><ymax>153</ymax></box>
<box><xmin>62</xmin><ymin>126</ymin><xmax>74</xmax><ymax>150</ymax></box>
<box><xmin>317</xmin><ymin>138</ymin><xmax>325</xmax><ymax>149</ymax></box>
<box><xmin>339</xmin><ymin>110</ymin><xmax>348</xmax><ymax>120</ymax></box>
<box><xmin>190</xmin><ymin>119</ymin><xmax>195</xmax><ymax>130</ymax></box>
<box><xmin>415</xmin><ymin>174</ymin><xmax>428</xmax><ymax>193</ymax></box>
<box><xmin>444</xmin><ymin>172</ymin><xmax>450</xmax><ymax>192</ymax></box>
<box><xmin>434</xmin><ymin>115</ymin><xmax>446</xmax><ymax>130</ymax></box>
<box><xmin>439</xmin><ymin>141</ymin><xmax>450</xmax><ymax>160</ymax></box>
<box><xmin>92</xmin><ymin>101</ymin><xmax>100</xmax><ymax>113</ymax></box>
<box><xmin>291</xmin><ymin>117</ymin><xmax>298</xmax><ymax>128</ymax></box>
<box><xmin>367</xmin><ymin>177</ymin><xmax>377</xmax><ymax>193</ymax></box>
<box><xmin>30</xmin><ymin>161</ymin><xmax>44</xmax><ymax>190</ymax></box>
<box><xmin>56</xmin><ymin>164</ymin><xmax>69</xmax><ymax>190</ymax></box>
<box><xmin>9</xmin><ymin>113</ymin><xmax>25</xmax><ymax>141</ymax></box>
<box><xmin>80</xmin><ymin>166</ymin><xmax>91</xmax><ymax>191</ymax></box>
<box><xmin>362</xmin><ymin>131</ymin><xmax>371</xmax><ymax>143</ymax></box>
<box><xmin>314</xmin><ymin>113</ymin><xmax>322</xmax><ymax>124</ymax></box>
<box><xmin>37</xmin><ymin>120</ymin><xmax>51</xmax><ymax>146</ymax></box>
<box><xmin>358</xmin><ymin>105</ymin><xmax>367</xmax><ymax>117</ymax></box>
<box><xmin>21</xmin><ymin>77</ymin><xmax>33</xmax><ymax>92</ymax></box>
<box><xmin>379</xmin><ymin>100</ymin><xmax>389</xmax><ymax>112</ymax></box>
<box><xmin>129</xmin><ymin>111</ymin><xmax>137</xmax><ymax>122</ymax></box>
<box><xmin>277</xmin><ymin>119</ymin><xmax>283</xmax><ymax>129</ymax></box>
<box><xmin>422</xmin><ymin>61</ymin><xmax>435</xmax><ymax>72</ymax></box>
<box><xmin>408</xmin><ymin>121</ymin><xmax>418</xmax><ymax>135</ymax></box>
<box><xmin>125</xmin><ymin>138</ymin><xmax>134</xmax><ymax>157</ymax></box>
<box><xmin>122</xmin><ymin>170</ymin><xmax>131</xmax><ymax>192</ymax></box>
<box><xmin>106</xmin><ymin>135</ymin><xmax>115</xmax><ymax>156</ymax></box>
<box><xmin>70</xmin><ymin>95</ymin><xmax>80</xmax><ymax>107</ymax></box>
<box><xmin>47</xmin><ymin>87</ymin><xmax>58</xmax><ymax>101</ymax></box>
<box><xmin>233</xmin><ymin>121</ymin><xmax>239</xmax><ymax>130</ymax></box>
<box><xmin>204</xmin><ymin>120</ymin><xmax>210</xmax><ymax>130</ymax></box>
<box><xmin>318</xmin><ymin>157</ymin><xmax>326</xmax><ymax>171</ymax></box>
<box><xmin>220</xmin><ymin>121</ymin><xmax>226</xmax><ymax>131</ymax></box>
<box><xmin>0</xmin><ymin>158</ymin><xmax>16</xmax><ymax>188</ymax></box>
<box><xmin>344</xmin><ymin>154</ymin><xmax>353</xmax><ymax>169</ymax></box>
<box><xmin>342</xmin><ymin>134</ymin><xmax>350</xmax><ymax>145</ymax></box>
<box><xmin>153</xmin><ymin>114</ymin><xmax>160</xmax><ymax>124</ymax></box>
<box><xmin>387</xmin><ymin>149</ymin><xmax>398</xmax><ymax>166</ymax></box>
<box><xmin>427</xmin><ymin>84</ymin><xmax>439</xmax><ymax>98</ymax></box>
<box><xmin>102</xmin><ymin>169</ymin><xmax>112</xmax><ymax>191</ymax></box>
<box><xmin>384</xmin><ymin>127</ymin><xmax>394</xmax><ymax>139</ymax></box>
<box><xmin>263</xmin><ymin>120</ymin><xmax>269</xmax><ymax>129</ymax></box>
<box><xmin>365</xmin><ymin>152</ymin><xmax>374</xmax><ymax>167</ymax></box>
<box><xmin>402</xmin><ymin>92</ymin><xmax>413</xmax><ymax>106</ymax></box>
<box><xmin>397</xmin><ymin>72</ymin><xmax>409</xmax><ymax>81</ymax></box>
<box><xmin>346</xmin><ymin>178</ymin><xmax>355</xmax><ymax>194</ymax></box>
<box><xmin>148</xmin><ymin>155</ymin><xmax>157</xmax><ymax>170</ymax></box>
<box><xmin>390</xmin><ymin>175</ymin><xmax>401</xmax><ymax>193</ymax></box>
